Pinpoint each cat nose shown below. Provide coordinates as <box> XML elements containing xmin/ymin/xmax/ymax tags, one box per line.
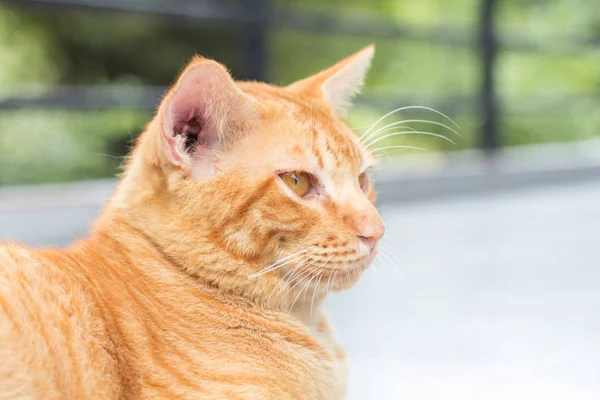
<box><xmin>357</xmin><ymin>221</ymin><xmax>385</xmax><ymax>252</ymax></box>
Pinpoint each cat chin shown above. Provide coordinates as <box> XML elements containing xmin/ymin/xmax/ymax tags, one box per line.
<box><xmin>318</xmin><ymin>258</ymin><xmax>373</xmax><ymax>292</ymax></box>
<box><xmin>327</xmin><ymin>271</ymin><xmax>365</xmax><ymax>292</ymax></box>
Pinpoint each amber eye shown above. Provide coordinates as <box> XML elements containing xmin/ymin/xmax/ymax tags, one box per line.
<box><xmin>279</xmin><ymin>172</ymin><xmax>311</xmax><ymax>197</ymax></box>
<box><xmin>358</xmin><ymin>172</ymin><xmax>369</xmax><ymax>191</ymax></box>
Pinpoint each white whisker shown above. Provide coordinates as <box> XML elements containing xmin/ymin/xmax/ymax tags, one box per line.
<box><xmin>288</xmin><ymin>255</ymin><xmax>333</xmax><ymax>311</ymax></box>
<box><xmin>278</xmin><ymin>261</ymin><xmax>320</xmax><ymax>309</ymax></box>
<box><xmin>248</xmin><ymin>247</ymin><xmax>314</xmax><ymax>279</ymax></box>
<box><xmin>373</xmin><ymin>145</ymin><xmax>428</xmax><ymax>154</ymax></box>
<box><xmin>375</xmin><ymin>254</ymin><xmax>394</xmax><ymax>277</ymax></box>
<box><xmin>360</xmin><ymin>105</ymin><xmax>461</xmax><ymax>145</ymax></box>
<box><xmin>372</xmin><ymin>147</ymin><xmax>393</xmax><ymax>162</ymax></box>
<box><xmin>366</xmin><ymin>130</ymin><xmax>456</xmax><ymax>148</ymax></box>
<box><xmin>350</xmin><ymin>124</ymin><xmax>371</xmax><ymax>132</ymax></box>
<box><xmin>378</xmin><ymin>248</ymin><xmax>404</xmax><ymax>280</ymax></box>
<box><xmin>380</xmin><ymin>246</ymin><xmax>400</xmax><ymax>261</ymax></box>
<box><xmin>363</xmin><ymin>119</ymin><xmax>461</xmax><ymax>145</ymax></box>
<box><xmin>326</xmin><ymin>270</ymin><xmax>336</xmax><ymax>310</ymax></box>
<box><xmin>370</xmin><ymin>258</ymin><xmax>379</xmax><ymax>276</ymax></box>
<box><xmin>362</xmin><ymin>124</ymin><xmax>416</xmax><ymax>140</ymax></box>
<box><xmin>269</xmin><ymin>254</ymin><xmax>314</xmax><ymax>300</ymax></box>
<box><xmin>289</xmin><ymin>264</ymin><xmax>324</xmax><ymax>312</ymax></box>
<box><xmin>310</xmin><ymin>273</ymin><xmax>324</xmax><ymax>316</ymax></box>
<box><xmin>274</xmin><ymin>254</ymin><xmax>319</xmax><ymax>300</ymax></box>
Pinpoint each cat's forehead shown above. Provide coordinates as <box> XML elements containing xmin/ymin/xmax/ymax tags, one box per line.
<box><xmin>239</xmin><ymin>82</ymin><xmax>368</xmax><ymax>173</ymax></box>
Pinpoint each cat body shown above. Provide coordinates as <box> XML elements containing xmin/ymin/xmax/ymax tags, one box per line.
<box><xmin>0</xmin><ymin>236</ymin><xmax>346</xmax><ymax>399</ymax></box>
<box><xmin>0</xmin><ymin>46</ymin><xmax>383</xmax><ymax>399</ymax></box>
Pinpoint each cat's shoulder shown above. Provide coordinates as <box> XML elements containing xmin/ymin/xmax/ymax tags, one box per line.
<box><xmin>0</xmin><ymin>242</ymin><xmax>43</xmax><ymax>275</ymax></box>
<box><xmin>0</xmin><ymin>242</ymin><xmax>87</xmax><ymax>303</ymax></box>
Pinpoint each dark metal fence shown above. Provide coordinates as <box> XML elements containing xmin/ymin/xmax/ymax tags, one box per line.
<box><xmin>0</xmin><ymin>0</ymin><xmax>597</xmax><ymax>153</ymax></box>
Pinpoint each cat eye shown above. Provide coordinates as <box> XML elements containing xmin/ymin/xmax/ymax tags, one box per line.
<box><xmin>279</xmin><ymin>172</ymin><xmax>311</xmax><ymax>197</ymax></box>
<box><xmin>358</xmin><ymin>172</ymin><xmax>369</xmax><ymax>191</ymax></box>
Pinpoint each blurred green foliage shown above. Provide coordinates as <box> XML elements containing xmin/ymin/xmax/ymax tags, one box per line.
<box><xmin>0</xmin><ymin>0</ymin><xmax>599</xmax><ymax>185</ymax></box>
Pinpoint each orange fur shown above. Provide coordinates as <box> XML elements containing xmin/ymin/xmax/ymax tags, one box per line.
<box><xmin>0</xmin><ymin>45</ymin><xmax>384</xmax><ymax>399</ymax></box>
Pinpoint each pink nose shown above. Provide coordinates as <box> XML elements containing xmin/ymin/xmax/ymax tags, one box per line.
<box><xmin>357</xmin><ymin>222</ymin><xmax>385</xmax><ymax>251</ymax></box>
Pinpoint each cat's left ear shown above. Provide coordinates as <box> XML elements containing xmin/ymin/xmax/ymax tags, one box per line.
<box><xmin>158</xmin><ymin>57</ymin><xmax>256</xmax><ymax>179</ymax></box>
<box><xmin>286</xmin><ymin>44</ymin><xmax>375</xmax><ymax>117</ymax></box>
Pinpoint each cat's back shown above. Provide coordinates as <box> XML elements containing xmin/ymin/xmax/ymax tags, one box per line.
<box><xmin>0</xmin><ymin>243</ymin><xmax>124</xmax><ymax>399</ymax></box>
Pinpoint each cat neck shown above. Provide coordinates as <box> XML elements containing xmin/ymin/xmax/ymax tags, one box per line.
<box><xmin>85</xmin><ymin>136</ymin><xmax>328</xmax><ymax>327</ymax></box>
<box><xmin>89</xmin><ymin>204</ymin><xmax>327</xmax><ymax>328</ymax></box>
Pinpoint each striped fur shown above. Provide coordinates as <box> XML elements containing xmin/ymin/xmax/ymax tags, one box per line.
<box><xmin>0</xmin><ymin>46</ymin><xmax>383</xmax><ymax>399</ymax></box>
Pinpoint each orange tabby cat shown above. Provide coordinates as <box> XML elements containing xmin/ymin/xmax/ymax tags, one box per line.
<box><xmin>0</xmin><ymin>45</ymin><xmax>384</xmax><ymax>399</ymax></box>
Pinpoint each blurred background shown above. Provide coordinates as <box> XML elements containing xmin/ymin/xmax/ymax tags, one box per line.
<box><xmin>0</xmin><ymin>0</ymin><xmax>599</xmax><ymax>399</ymax></box>
<box><xmin>0</xmin><ymin>0</ymin><xmax>599</xmax><ymax>183</ymax></box>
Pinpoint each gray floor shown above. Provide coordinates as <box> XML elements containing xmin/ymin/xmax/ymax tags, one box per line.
<box><xmin>1</xmin><ymin>180</ymin><xmax>599</xmax><ymax>399</ymax></box>
<box><xmin>332</xmin><ymin>181</ymin><xmax>600</xmax><ymax>400</ymax></box>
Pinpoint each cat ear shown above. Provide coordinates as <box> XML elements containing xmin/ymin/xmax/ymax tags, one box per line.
<box><xmin>286</xmin><ymin>44</ymin><xmax>374</xmax><ymax>117</ymax></box>
<box><xmin>160</xmin><ymin>57</ymin><xmax>255</xmax><ymax>179</ymax></box>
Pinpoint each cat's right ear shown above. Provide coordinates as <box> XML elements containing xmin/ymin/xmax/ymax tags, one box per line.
<box><xmin>286</xmin><ymin>45</ymin><xmax>375</xmax><ymax>117</ymax></box>
<box><xmin>158</xmin><ymin>57</ymin><xmax>256</xmax><ymax>179</ymax></box>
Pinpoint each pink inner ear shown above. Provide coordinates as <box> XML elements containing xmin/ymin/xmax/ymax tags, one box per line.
<box><xmin>163</xmin><ymin>87</ymin><xmax>220</xmax><ymax>166</ymax></box>
<box><xmin>160</xmin><ymin>60</ymin><xmax>251</xmax><ymax>173</ymax></box>
<box><xmin>162</xmin><ymin>125</ymin><xmax>184</xmax><ymax>165</ymax></box>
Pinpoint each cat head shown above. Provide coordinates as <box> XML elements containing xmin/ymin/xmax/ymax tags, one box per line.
<box><xmin>117</xmin><ymin>45</ymin><xmax>384</xmax><ymax>302</ymax></box>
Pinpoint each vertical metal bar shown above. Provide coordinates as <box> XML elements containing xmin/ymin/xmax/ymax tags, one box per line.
<box><xmin>479</xmin><ymin>0</ymin><xmax>500</xmax><ymax>153</ymax></box>
<box><xmin>241</xmin><ymin>0</ymin><xmax>269</xmax><ymax>81</ymax></box>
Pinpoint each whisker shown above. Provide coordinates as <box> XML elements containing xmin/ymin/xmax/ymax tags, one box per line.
<box><xmin>326</xmin><ymin>271</ymin><xmax>334</xmax><ymax>294</ymax></box>
<box><xmin>378</xmin><ymin>249</ymin><xmax>404</xmax><ymax>280</ymax></box>
<box><xmin>248</xmin><ymin>247</ymin><xmax>314</xmax><ymax>279</ymax></box>
<box><xmin>361</xmin><ymin>124</ymin><xmax>416</xmax><ymax>142</ymax></box>
<box><xmin>373</xmin><ymin>148</ymin><xmax>393</xmax><ymax>162</ymax></box>
<box><xmin>274</xmin><ymin>255</ymin><xmax>319</xmax><ymax>300</ymax></box>
<box><xmin>270</xmin><ymin>255</ymin><xmax>314</xmax><ymax>300</ymax></box>
<box><xmin>310</xmin><ymin>273</ymin><xmax>324</xmax><ymax>316</ymax></box>
<box><xmin>276</xmin><ymin>247</ymin><xmax>315</xmax><ymax>264</ymax></box>
<box><xmin>274</xmin><ymin>272</ymin><xmax>309</xmax><ymax>308</ymax></box>
<box><xmin>380</xmin><ymin>246</ymin><xmax>401</xmax><ymax>263</ymax></box>
<box><xmin>360</xmin><ymin>105</ymin><xmax>461</xmax><ymax>145</ymax></box>
<box><xmin>285</xmin><ymin>256</ymin><xmax>316</xmax><ymax>284</ymax></box>
<box><xmin>277</xmin><ymin>261</ymin><xmax>320</xmax><ymax>309</ymax></box>
<box><xmin>250</xmin><ymin>254</ymin><xmax>306</xmax><ymax>279</ymax></box>
<box><xmin>350</xmin><ymin>124</ymin><xmax>371</xmax><ymax>132</ymax></box>
<box><xmin>268</xmin><ymin>254</ymin><xmax>315</xmax><ymax>301</ymax></box>
<box><xmin>289</xmin><ymin>263</ymin><xmax>325</xmax><ymax>312</ymax></box>
<box><xmin>371</xmin><ymin>256</ymin><xmax>380</xmax><ymax>276</ymax></box>
<box><xmin>401</xmin><ymin>119</ymin><xmax>461</xmax><ymax>136</ymax></box>
<box><xmin>363</xmin><ymin>119</ymin><xmax>461</xmax><ymax>145</ymax></box>
<box><xmin>96</xmin><ymin>153</ymin><xmax>126</xmax><ymax>160</ymax></box>
<box><xmin>375</xmin><ymin>253</ymin><xmax>393</xmax><ymax>277</ymax></box>
<box><xmin>326</xmin><ymin>270</ymin><xmax>336</xmax><ymax>310</ymax></box>
<box><xmin>366</xmin><ymin>130</ymin><xmax>456</xmax><ymax>148</ymax></box>
<box><xmin>288</xmin><ymin>255</ymin><xmax>333</xmax><ymax>311</ymax></box>
<box><xmin>373</xmin><ymin>145</ymin><xmax>428</xmax><ymax>154</ymax></box>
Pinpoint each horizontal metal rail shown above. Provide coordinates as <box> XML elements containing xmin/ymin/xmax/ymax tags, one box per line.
<box><xmin>0</xmin><ymin>0</ymin><xmax>596</xmax><ymax>55</ymax></box>
<box><xmin>0</xmin><ymin>85</ymin><xmax>596</xmax><ymax>115</ymax></box>
<box><xmin>1</xmin><ymin>0</ymin><xmax>598</xmax><ymax>154</ymax></box>
<box><xmin>2</xmin><ymin>140</ymin><xmax>600</xmax><ymax>212</ymax></box>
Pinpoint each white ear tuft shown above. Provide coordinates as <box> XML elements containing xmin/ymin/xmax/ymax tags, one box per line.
<box><xmin>321</xmin><ymin>45</ymin><xmax>374</xmax><ymax>116</ymax></box>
